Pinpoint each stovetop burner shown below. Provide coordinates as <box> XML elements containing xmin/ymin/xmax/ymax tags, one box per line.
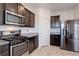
<box><xmin>0</xmin><ymin>30</ymin><xmax>28</xmax><ymax>46</ymax></box>
<box><xmin>1</xmin><ymin>36</ymin><xmax>27</xmax><ymax>46</ymax></box>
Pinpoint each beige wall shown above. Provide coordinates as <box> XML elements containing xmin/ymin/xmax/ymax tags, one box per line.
<box><xmin>74</xmin><ymin>4</ymin><xmax>79</xmax><ymax>19</ymax></box>
<box><xmin>51</xmin><ymin>9</ymin><xmax>74</xmax><ymax>21</ymax></box>
<box><xmin>38</xmin><ymin>8</ymin><xmax>50</xmax><ymax>47</ymax></box>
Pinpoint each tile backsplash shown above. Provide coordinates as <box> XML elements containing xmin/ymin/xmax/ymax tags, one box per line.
<box><xmin>50</xmin><ymin>28</ymin><xmax>60</xmax><ymax>34</ymax></box>
<box><xmin>0</xmin><ymin>25</ymin><xmax>38</xmax><ymax>34</ymax></box>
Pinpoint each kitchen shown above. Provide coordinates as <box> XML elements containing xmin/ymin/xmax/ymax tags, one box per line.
<box><xmin>0</xmin><ymin>3</ymin><xmax>79</xmax><ymax>56</ymax></box>
<box><xmin>0</xmin><ymin>3</ymin><xmax>39</xmax><ymax>56</ymax></box>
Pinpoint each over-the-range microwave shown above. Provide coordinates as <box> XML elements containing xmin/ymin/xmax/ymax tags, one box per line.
<box><xmin>5</xmin><ymin>10</ymin><xmax>25</xmax><ymax>26</ymax></box>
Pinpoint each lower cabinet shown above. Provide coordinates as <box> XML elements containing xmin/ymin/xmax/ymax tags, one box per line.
<box><xmin>34</xmin><ymin>35</ymin><xmax>38</xmax><ymax>49</ymax></box>
<box><xmin>28</xmin><ymin>35</ymin><xmax>38</xmax><ymax>54</ymax></box>
<box><xmin>50</xmin><ymin>34</ymin><xmax>60</xmax><ymax>46</ymax></box>
<box><xmin>29</xmin><ymin>37</ymin><xmax>35</xmax><ymax>54</ymax></box>
<box><xmin>0</xmin><ymin>36</ymin><xmax>38</xmax><ymax>56</ymax></box>
<box><xmin>0</xmin><ymin>44</ymin><xmax>9</xmax><ymax>56</ymax></box>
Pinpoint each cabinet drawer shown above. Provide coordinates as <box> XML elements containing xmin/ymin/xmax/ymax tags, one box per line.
<box><xmin>29</xmin><ymin>12</ymin><xmax>35</xmax><ymax>27</ymax></box>
<box><xmin>0</xmin><ymin>3</ymin><xmax>4</xmax><ymax>24</ymax></box>
<box><xmin>29</xmin><ymin>41</ymin><xmax>34</xmax><ymax>54</ymax></box>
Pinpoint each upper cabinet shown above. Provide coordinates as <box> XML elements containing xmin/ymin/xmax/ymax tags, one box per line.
<box><xmin>23</xmin><ymin>9</ymin><xmax>30</xmax><ymax>27</ymax></box>
<box><xmin>0</xmin><ymin>3</ymin><xmax>35</xmax><ymax>27</ymax></box>
<box><xmin>18</xmin><ymin>3</ymin><xmax>35</xmax><ymax>27</ymax></box>
<box><xmin>18</xmin><ymin>4</ymin><xmax>25</xmax><ymax>15</ymax></box>
<box><xmin>5</xmin><ymin>3</ymin><xmax>18</xmax><ymax>13</ymax></box>
<box><xmin>0</xmin><ymin>4</ymin><xmax>4</xmax><ymax>24</ymax></box>
<box><xmin>51</xmin><ymin>16</ymin><xmax>60</xmax><ymax>28</ymax></box>
<box><xmin>29</xmin><ymin>12</ymin><xmax>35</xmax><ymax>27</ymax></box>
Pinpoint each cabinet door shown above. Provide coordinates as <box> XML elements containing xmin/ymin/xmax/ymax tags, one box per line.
<box><xmin>0</xmin><ymin>51</ymin><xmax>9</xmax><ymax>56</ymax></box>
<box><xmin>24</xmin><ymin>9</ymin><xmax>30</xmax><ymax>27</ymax></box>
<box><xmin>34</xmin><ymin>35</ymin><xmax>38</xmax><ymax>49</ymax></box>
<box><xmin>0</xmin><ymin>3</ymin><xmax>4</xmax><ymax>24</ymax></box>
<box><xmin>29</xmin><ymin>40</ymin><xmax>34</xmax><ymax>54</ymax></box>
<box><xmin>51</xmin><ymin>16</ymin><xmax>60</xmax><ymax>28</ymax></box>
<box><xmin>18</xmin><ymin>3</ymin><xmax>25</xmax><ymax>15</ymax></box>
<box><xmin>0</xmin><ymin>44</ymin><xmax>9</xmax><ymax>56</ymax></box>
<box><xmin>29</xmin><ymin>37</ymin><xmax>35</xmax><ymax>54</ymax></box>
<box><xmin>5</xmin><ymin>3</ymin><xmax>18</xmax><ymax>13</ymax></box>
<box><xmin>50</xmin><ymin>35</ymin><xmax>53</xmax><ymax>45</ymax></box>
<box><xmin>50</xmin><ymin>35</ymin><xmax>60</xmax><ymax>46</ymax></box>
<box><xmin>29</xmin><ymin>12</ymin><xmax>35</xmax><ymax>27</ymax></box>
<box><xmin>18</xmin><ymin>3</ymin><xmax>30</xmax><ymax>27</ymax></box>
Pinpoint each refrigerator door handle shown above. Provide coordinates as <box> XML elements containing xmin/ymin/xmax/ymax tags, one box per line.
<box><xmin>63</xmin><ymin>29</ymin><xmax>64</xmax><ymax>35</ymax></box>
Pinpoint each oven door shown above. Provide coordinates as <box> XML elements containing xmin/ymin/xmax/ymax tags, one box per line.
<box><xmin>10</xmin><ymin>41</ymin><xmax>29</xmax><ymax>56</ymax></box>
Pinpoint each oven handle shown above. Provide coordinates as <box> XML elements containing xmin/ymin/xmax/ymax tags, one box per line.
<box><xmin>11</xmin><ymin>40</ymin><xmax>29</xmax><ymax>48</ymax></box>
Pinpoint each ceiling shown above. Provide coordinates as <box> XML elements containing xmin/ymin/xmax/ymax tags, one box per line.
<box><xmin>25</xmin><ymin>3</ymin><xmax>77</xmax><ymax>11</ymax></box>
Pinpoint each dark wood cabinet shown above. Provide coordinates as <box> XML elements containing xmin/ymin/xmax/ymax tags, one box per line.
<box><xmin>34</xmin><ymin>35</ymin><xmax>38</xmax><ymax>49</ymax></box>
<box><xmin>50</xmin><ymin>34</ymin><xmax>60</xmax><ymax>46</ymax></box>
<box><xmin>29</xmin><ymin>12</ymin><xmax>35</xmax><ymax>27</ymax></box>
<box><xmin>51</xmin><ymin>16</ymin><xmax>60</xmax><ymax>28</ymax></box>
<box><xmin>0</xmin><ymin>44</ymin><xmax>9</xmax><ymax>56</ymax></box>
<box><xmin>0</xmin><ymin>3</ymin><xmax>4</xmax><ymax>24</ymax></box>
<box><xmin>28</xmin><ymin>35</ymin><xmax>38</xmax><ymax>54</ymax></box>
<box><xmin>5</xmin><ymin>3</ymin><xmax>18</xmax><ymax>13</ymax></box>
<box><xmin>0</xmin><ymin>3</ymin><xmax>35</xmax><ymax>27</ymax></box>
<box><xmin>18</xmin><ymin>3</ymin><xmax>35</xmax><ymax>27</ymax></box>
<box><xmin>28</xmin><ymin>37</ymin><xmax>35</xmax><ymax>54</ymax></box>
<box><xmin>23</xmin><ymin>9</ymin><xmax>30</xmax><ymax>27</ymax></box>
<box><xmin>18</xmin><ymin>3</ymin><xmax>25</xmax><ymax>15</ymax></box>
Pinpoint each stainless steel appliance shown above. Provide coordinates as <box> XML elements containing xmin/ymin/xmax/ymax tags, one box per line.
<box><xmin>5</xmin><ymin>10</ymin><xmax>25</xmax><ymax>26</ymax></box>
<box><xmin>61</xmin><ymin>20</ymin><xmax>79</xmax><ymax>51</ymax></box>
<box><xmin>0</xmin><ymin>30</ymin><xmax>29</xmax><ymax>56</ymax></box>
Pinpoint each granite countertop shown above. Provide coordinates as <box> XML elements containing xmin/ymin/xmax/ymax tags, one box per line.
<box><xmin>21</xmin><ymin>33</ymin><xmax>39</xmax><ymax>38</ymax></box>
<box><xmin>0</xmin><ymin>40</ymin><xmax>9</xmax><ymax>46</ymax></box>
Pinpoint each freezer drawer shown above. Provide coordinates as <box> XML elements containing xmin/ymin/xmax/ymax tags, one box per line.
<box><xmin>68</xmin><ymin>39</ymin><xmax>74</xmax><ymax>51</ymax></box>
<box><xmin>64</xmin><ymin>39</ymin><xmax>74</xmax><ymax>51</ymax></box>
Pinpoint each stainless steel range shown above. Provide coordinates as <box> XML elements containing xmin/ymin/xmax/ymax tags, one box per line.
<box><xmin>0</xmin><ymin>30</ymin><xmax>29</xmax><ymax>56</ymax></box>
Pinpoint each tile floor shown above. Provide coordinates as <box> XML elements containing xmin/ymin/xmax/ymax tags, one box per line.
<box><xmin>29</xmin><ymin>46</ymin><xmax>79</xmax><ymax>56</ymax></box>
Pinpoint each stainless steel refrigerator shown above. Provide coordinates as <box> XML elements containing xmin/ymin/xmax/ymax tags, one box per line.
<box><xmin>60</xmin><ymin>20</ymin><xmax>79</xmax><ymax>51</ymax></box>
